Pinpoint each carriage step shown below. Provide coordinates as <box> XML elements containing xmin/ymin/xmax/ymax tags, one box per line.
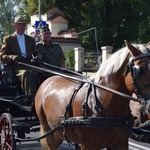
<box><xmin>30</xmin><ymin>125</ymin><xmax>40</xmax><ymax>131</ymax></box>
<box><xmin>12</xmin><ymin>120</ymin><xmax>39</xmax><ymax>128</ymax></box>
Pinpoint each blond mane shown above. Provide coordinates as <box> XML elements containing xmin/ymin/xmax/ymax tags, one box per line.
<box><xmin>93</xmin><ymin>44</ymin><xmax>150</xmax><ymax>83</ymax></box>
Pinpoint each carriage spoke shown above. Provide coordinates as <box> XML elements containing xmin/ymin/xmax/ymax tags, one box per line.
<box><xmin>0</xmin><ymin>113</ymin><xmax>15</xmax><ymax>150</ymax></box>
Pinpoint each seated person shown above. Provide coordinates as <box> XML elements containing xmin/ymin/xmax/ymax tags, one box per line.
<box><xmin>0</xmin><ymin>15</ymin><xmax>38</xmax><ymax>95</ymax></box>
<box><xmin>31</xmin><ymin>25</ymin><xmax>66</xmax><ymax>85</ymax></box>
<box><xmin>33</xmin><ymin>25</ymin><xmax>66</xmax><ymax>68</ymax></box>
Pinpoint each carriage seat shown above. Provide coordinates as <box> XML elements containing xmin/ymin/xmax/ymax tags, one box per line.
<box><xmin>0</xmin><ymin>62</ymin><xmax>23</xmax><ymax>96</ymax></box>
<box><xmin>0</xmin><ymin>62</ymin><xmax>53</xmax><ymax>95</ymax></box>
<box><xmin>0</xmin><ymin>62</ymin><xmax>22</xmax><ymax>88</ymax></box>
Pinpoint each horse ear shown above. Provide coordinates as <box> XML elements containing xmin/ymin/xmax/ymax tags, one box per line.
<box><xmin>124</xmin><ymin>40</ymin><xmax>141</xmax><ymax>56</ymax></box>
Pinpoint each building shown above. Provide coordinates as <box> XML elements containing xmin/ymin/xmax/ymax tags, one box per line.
<box><xmin>27</xmin><ymin>7</ymin><xmax>82</xmax><ymax>51</ymax></box>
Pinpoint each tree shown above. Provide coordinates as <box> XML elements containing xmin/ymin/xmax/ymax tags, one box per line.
<box><xmin>0</xmin><ymin>0</ymin><xmax>21</xmax><ymax>43</ymax></box>
<box><xmin>4</xmin><ymin>0</ymin><xmax>150</xmax><ymax>49</ymax></box>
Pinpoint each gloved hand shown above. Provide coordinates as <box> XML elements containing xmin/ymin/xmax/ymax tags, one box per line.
<box><xmin>31</xmin><ymin>56</ymin><xmax>41</xmax><ymax>63</ymax></box>
<box><xmin>12</xmin><ymin>55</ymin><xmax>20</xmax><ymax>61</ymax></box>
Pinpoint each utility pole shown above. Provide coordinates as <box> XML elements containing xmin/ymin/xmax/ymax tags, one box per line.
<box><xmin>38</xmin><ymin>0</ymin><xmax>41</xmax><ymax>22</ymax></box>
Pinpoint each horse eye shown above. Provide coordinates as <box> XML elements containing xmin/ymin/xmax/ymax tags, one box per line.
<box><xmin>132</xmin><ymin>65</ymin><xmax>141</xmax><ymax>79</ymax></box>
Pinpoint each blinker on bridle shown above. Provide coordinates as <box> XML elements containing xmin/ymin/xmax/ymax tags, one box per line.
<box><xmin>124</xmin><ymin>52</ymin><xmax>150</xmax><ymax>107</ymax></box>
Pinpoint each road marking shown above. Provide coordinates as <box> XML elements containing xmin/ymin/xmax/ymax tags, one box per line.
<box><xmin>129</xmin><ymin>141</ymin><xmax>150</xmax><ymax>150</ymax></box>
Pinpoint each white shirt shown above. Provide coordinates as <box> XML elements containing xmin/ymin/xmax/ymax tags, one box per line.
<box><xmin>16</xmin><ymin>33</ymin><xmax>26</xmax><ymax>57</ymax></box>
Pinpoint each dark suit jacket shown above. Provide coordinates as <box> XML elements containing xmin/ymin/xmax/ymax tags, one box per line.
<box><xmin>0</xmin><ymin>33</ymin><xmax>36</xmax><ymax>64</ymax></box>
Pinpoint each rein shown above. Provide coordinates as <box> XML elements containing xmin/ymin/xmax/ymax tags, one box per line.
<box><xmin>16</xmin><ymin>61</ymin><xmax>139</xmax><ymax>102</ymax></box>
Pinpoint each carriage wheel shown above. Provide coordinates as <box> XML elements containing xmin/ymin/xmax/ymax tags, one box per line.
<box><xmin>0</xmin><ymin>113</ymin><xmax>16</xmax><ymax>150</ymax></box>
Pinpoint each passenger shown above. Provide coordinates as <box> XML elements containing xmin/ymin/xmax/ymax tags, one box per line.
<box><xmin>32</xmin><ymin>25</ymin><xmax>66</xmax><ymax>68</ymax></box>
<box><xmin>0</xmin><ymin>15</ymin><xmax>38</xmax><ymax>95</ymax></box>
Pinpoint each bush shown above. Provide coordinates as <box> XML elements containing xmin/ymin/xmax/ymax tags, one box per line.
<box><xmin>63</xmin><ymin>49</ymin><xmax>75</xmax><ymax>70</ymax></box>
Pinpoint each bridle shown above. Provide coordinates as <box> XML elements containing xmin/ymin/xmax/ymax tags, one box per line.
<box><xmin>125</xmin><ymin>52</ymin><xmax>150</xmax><ymax>103</ymax></box>
<box><xmin>125</xmin><ymin>52</ymin><xmax>150</xmax><ymax>121</ymax></box>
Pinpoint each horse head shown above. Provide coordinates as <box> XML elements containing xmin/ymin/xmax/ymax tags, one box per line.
<box><xmin>124</xmin><ymin>40</ymin><xmax>150</xmax><ymax>127</ymax></box>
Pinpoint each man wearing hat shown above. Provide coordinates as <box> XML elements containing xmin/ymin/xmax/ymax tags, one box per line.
<box><xmin>0</xmin><ymin>15</ymin><xmax>38</xmax><ymax>95</ymax></box>
<box><xmin>33</xmin><ymin>25</ymin><xmax>65</xmax><ymax>68</ymax></box>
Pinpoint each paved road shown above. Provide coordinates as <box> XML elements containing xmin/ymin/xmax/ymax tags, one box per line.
<box><xmin>16</xmin><ymin>140</ymin><xmax>150</xmax><ymax>150</ymax></box>
<box><xmin>16</xmin><ymin>141</ymin><xmax>75</xmax><ymax>150</ymax></box>
<box><xmin>16</xmin><ymin>131</ymin><xmax>150</xmax><ymax>150</ymax></box>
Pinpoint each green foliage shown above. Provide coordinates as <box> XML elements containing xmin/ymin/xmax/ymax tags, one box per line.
<box><xmin>0</xmin><ymin>0</ymin><xmax>21</xmax><ymax>42</ymax></box>
<box><xmin>63</xmin><ymin>49</ymin><xmax>75</xmax><ymax>70</ymax></box>
<box><xmin>1</xmin><ymin>0</ymin><xmax>150</xmax><ymax>49</ymax></box>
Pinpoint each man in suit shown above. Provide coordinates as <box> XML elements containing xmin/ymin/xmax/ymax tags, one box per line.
<box><xmin>0</xmin><ymin>15</ymin><xmax>38</xmax><ymax>95</ymax></box>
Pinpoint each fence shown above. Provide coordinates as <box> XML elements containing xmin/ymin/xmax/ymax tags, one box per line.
<box><xmin>84</xmin><ymin>52</ymin><xmax>102</xmax><ymax>72</ymax></box>
<box><xmin>74</xmin><ymin>46</ymin><xmax>113</xmax><ymax>73</ymax></box>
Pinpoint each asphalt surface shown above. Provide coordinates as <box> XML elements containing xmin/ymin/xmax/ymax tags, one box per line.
<box><xmin>16</xmin><ymin>131</ymin><xmax>150</xmax><ymax>150</ymax></box>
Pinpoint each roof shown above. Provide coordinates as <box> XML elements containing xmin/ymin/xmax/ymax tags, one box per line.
<box><xmin>47</xmin><ymin>14</ymin><xmax>68</xmax><ymax>21</ymax></box>
<box><xmin>52</xmin><ymin>37</ymin><xmax>82</xmax><ymax>44</ymax></box>
<box><xmin>58</xmin><ymin>29</ymin><xmax>77</xmax><ymax>35</ymax></box>
<box><xmin>32</xmin><ymin>7</ymin><xmax>63</xmax><ymax>15</ymax></box>
<box><xmin>45</xmin><ymin>7</ymin><xmax>63</xmax><ymax>15</ymax></box>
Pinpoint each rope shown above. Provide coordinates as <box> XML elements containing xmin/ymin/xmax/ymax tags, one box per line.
<box><xmin>16</xmin><ymin>125</ymin><xmax>62</xmax><ymax>142</ymax></box>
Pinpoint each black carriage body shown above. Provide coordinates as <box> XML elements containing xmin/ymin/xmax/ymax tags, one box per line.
<box><xmin>0</xmin><ymin>62</ymin><xmax>52</xmax><ymax>116</ymax></box>
<box><xmin>0</xmin><ymin>62</ymin><xmax>52</xmax><ymax>149</ymax></box>
<box><xmin>0</xmin><ymin>63</ymin><xmax>31</xmax><ymax>115</ymax></box>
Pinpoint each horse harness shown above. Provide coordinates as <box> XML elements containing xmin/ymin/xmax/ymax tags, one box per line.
<box><xmin>60</xmin><ymin>80</ymin><xmax>133</xmax><ymax>147</ymax></box>
<box><xmin>61</xmin><ymin>81</ymin><xmax>132</xmax><ymax>129</ymax></box>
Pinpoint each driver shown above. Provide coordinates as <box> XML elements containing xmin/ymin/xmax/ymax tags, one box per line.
<box><xmin>0</xmin><ymin>15</ymin><xmax>38</xmax><ymax>95</ymax></box>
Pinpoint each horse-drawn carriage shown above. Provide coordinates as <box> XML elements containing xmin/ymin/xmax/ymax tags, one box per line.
<box><xmin>0</xmin><ymin>60</ymin><xmax>43</xmax><ymax>149</ymax></box>
<box><xmin>0</xmin><ymin>40</ymin><xmax>150</xmax><ymax>150</ymax></box>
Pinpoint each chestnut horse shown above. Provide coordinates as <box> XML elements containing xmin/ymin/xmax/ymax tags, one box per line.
<box><xmin>35</xmin><ymin>40</ymin><xmax>150</xmax><ymax>150</ymax></box>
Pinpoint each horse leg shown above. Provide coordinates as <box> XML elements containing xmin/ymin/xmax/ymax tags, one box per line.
<box><xmin>40</xmin><ymin>125</ymin><xmax>57</xmax><ymax>150</ymax></box>
<box><xmin>40</xmin><ymin>123</ymin><xmax>64</xmax><ymax>150</ymax></box>
<box><xmin>39</xmin><ymin>107</ymin><xmax>63</xmax><ymax>150</ymax></box>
